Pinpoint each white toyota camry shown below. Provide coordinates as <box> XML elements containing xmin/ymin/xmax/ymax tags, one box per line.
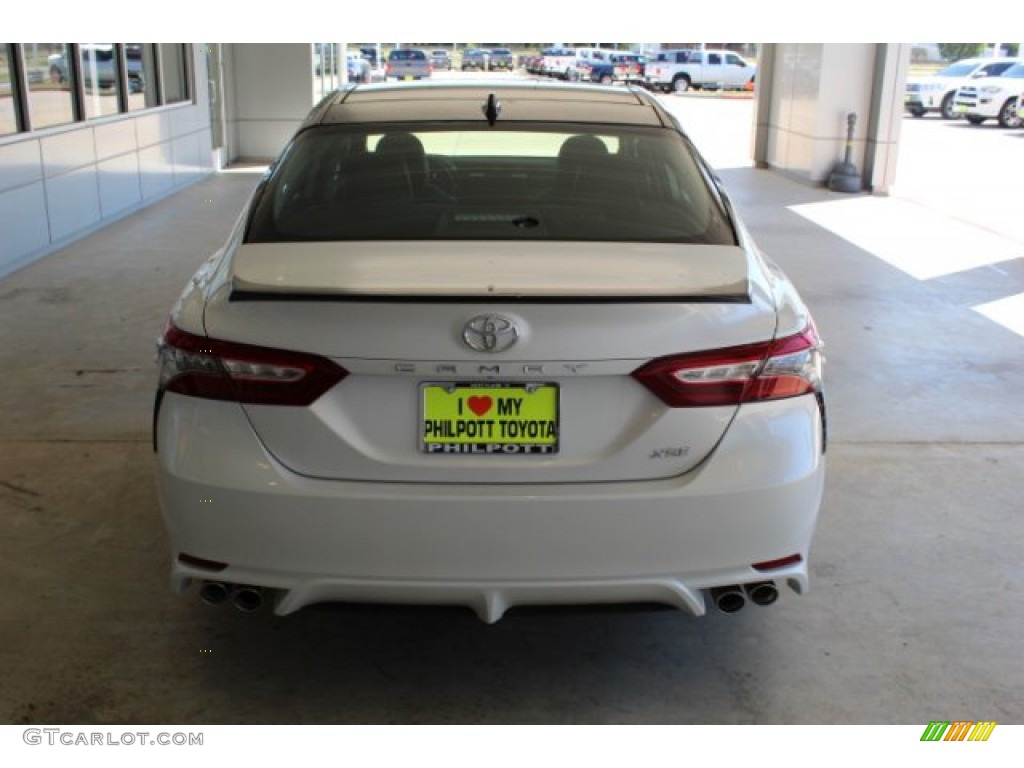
<box><xmin>155</xmin><ymin>82</ymin><xmax>826</xmax><ymax>622</ymax></box>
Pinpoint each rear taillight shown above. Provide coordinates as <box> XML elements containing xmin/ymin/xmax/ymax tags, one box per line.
<box><xmin>632</xmin><ymin>326</ymin><xmax>823</xmax><ymax>408</ymax></box>
<box><xmin>157</xmin><ymin>321</ymin><xmax>347</xmax><ymax>406</ymax></box>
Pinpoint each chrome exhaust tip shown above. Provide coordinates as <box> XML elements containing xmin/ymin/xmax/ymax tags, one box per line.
<box><xmin>744</xmin><ymin>581</ymin><xmax>779</xmax><ymax>606</ymax></box>
<box><xmin>710</xmin><ymin>585</ymin><xmax>746</xmax><ymax>614</ymax></box>
<box><xmin>231</xmin><ymin>586</ymin><xmax>264</xmax><ymax>613</ymax></box>
<box><xmin>198</xmin><ymin>581</ymin><xmax>229</xmax><ymax>606</ymax></box>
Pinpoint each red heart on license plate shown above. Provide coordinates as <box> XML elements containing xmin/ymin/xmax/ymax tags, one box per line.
<box><xmin>467</xmin><ymin>395</ymin><xmax>493</xmax><ymax>417</ymax></box>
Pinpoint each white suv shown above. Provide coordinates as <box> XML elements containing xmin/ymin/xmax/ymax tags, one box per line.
<box><xmin>905</xmin><ymin>57</ymin><xmax>1021</xmax><ymax>119</ymax></box>
<box><xmin>954</xmin><ymin>62</ymin><xmax>1024</xmax><ymax>127</ymax></box>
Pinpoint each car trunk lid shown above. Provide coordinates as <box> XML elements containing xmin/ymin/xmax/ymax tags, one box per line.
<box><xmin>203</xmin><ymin>241</ymin><xmax>777</xmax><ymax>483</ymax></box>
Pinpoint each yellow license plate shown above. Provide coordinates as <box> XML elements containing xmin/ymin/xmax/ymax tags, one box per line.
<box><xmin>421</xmin><ymin>383</ymin><xmax>560</xmax><ymax>455</ymax></box>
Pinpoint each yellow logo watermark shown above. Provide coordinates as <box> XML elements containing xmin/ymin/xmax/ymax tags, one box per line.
<box><xmin>920</xmin><ymin>721</ymin><xmax>996</xmax><ymax>741</ymax></box>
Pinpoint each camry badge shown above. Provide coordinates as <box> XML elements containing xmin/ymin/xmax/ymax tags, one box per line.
<box><xmin>462</xmin><ymin>314</ymin><xmax>519</xmax><ymax>353</ymax></box>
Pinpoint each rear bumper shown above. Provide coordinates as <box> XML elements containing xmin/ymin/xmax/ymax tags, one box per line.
<box><xmin>156</xmin><ymin>393</ymin><xmax>825</xmax><ymax>621</ymax></box>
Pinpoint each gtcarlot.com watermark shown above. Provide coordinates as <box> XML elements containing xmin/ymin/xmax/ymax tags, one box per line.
<box><xmin>23</xmin><ymin>728</ymin><xmax>203</xmax><ymax>747</ymax></box>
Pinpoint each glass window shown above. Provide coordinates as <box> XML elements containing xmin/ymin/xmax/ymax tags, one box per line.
<box><xmin>159</xmin><ymin>43</ymin><xmax>189</xmax><ymax>103</ymax></box>
<box><xmin>246</xmin><ymin>125</ymin><xmax>735</xmax><ymax>246</ymax></box>
<box><xmin>126</xmin><ymin>43</ymin><xmax>158</xmax><ymax>111</ymax></box>
<box><xmin>0</xmin><ymin>44</ymin><xmax>18</xmax><ymax>135</ymax></box>
<box><xmin>24</xmin><ymin>43</ymin><xmax>75</xmax><ymax>129</ymax></box>
<box><xmin>79</xmin><ymin>43</ymin><xmax>121</xmax><ymax>119</ymax></box>
<box><xmin>937</xmin><ymin>62</ymin><xmax>976</xmax><ymax>78</ymax></box>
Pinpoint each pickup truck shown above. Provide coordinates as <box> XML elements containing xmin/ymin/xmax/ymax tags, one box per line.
<box><xmin>461</xmin><ymin>49</ymin><xmax>490</xmax><ymax>71</ymax></box>
<box><xmin>585</xmin><ymin>53</ymin><xmax>645</xmax><ymax>85</ymax></box>
<box><xmin>644</xmin><ymin>48</ymin><xmax>755</xmax><ymax>93</ymax></box>
<box><xmin>541</xmin><ymin>48</ymin><xmax>577</xmax><ymax>80</ymax></box>
<box><xmin>385</xmin><ymin>48</ymin><xmax>431</xmax><ymax>81</ymax></box>
<box><xmin>488</xmin><ymin>49</ymin><xmax>516</xmax><ymax>71</ymax></box>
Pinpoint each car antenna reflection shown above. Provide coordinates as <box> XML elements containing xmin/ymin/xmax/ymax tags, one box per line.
<box><xmin>482</xmin><ymin>93</ymin><xmax>501</xmax><ymax>126</ymax></box>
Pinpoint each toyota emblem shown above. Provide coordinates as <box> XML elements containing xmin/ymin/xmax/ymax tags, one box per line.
<box><xmin>462</xmin><ymin>314</ymin><xmax>519</xmax><ymax>353</ymax></box>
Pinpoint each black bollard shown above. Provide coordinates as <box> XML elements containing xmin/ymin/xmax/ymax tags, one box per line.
<box><xmin>827</xmin><ymin>112</ymin><xmax>862</xmax><ymax>193</ymax></box>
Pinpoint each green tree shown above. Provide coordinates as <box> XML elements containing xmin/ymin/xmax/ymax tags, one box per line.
<box><xmin>937</xmin><ymin>43</ymin><xmax>984</xmax><ymax>61</ymax></box>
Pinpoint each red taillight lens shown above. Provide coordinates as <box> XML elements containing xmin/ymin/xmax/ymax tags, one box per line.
<box><xmin>752</xmin><ymin>554</ymin><xmax>803</xmax><ymax>571</ymax></box>
<box><xmin>158</xmin><ymin>322</ymin><xmax>347</xmax><ymax>406</ymax></box>
<box><xmin>177</xmin><ymin>553</ymin><xmax>228</xmax><ymax>571</ymax></box>
<box><xmin>632</xmin><ymin>326</ymin><xmax>822</xmax><ymax>408</ymax></box>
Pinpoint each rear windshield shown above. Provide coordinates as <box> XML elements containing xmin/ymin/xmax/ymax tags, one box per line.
<box><xmin>388</xmin><ymin>50</ymin><xmax>426</xmax><ymax>61</ymax></box>
<box><xmin>246</xmin><ymin>124</ymin><xmax>736</xmax><ymax>245</ymax></box>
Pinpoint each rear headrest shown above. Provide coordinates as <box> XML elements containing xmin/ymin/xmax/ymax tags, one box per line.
<box><xmin>557</xmin><ymin>135</ymin><xmax>608</xmax><ymax>164</ymax></box>
<box><xmin>376</xmin><ymin>132</ymin><xmax>426</xmax><ymax>159</ymax></box>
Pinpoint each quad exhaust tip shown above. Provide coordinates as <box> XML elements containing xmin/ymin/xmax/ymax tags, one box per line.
<box><xmin>199</xmin><ymin>581</ymin><xmax>265</xmax><ymax>612</ymax></box>
<box><xmin>710</xmin><ymin>585</ymin><xmax>746</xmax><ymax>614</ymax></box>
<box><xmin>744</xmin><ymin>581</ymin><xmax>779</xmax><ymax>606</ymax></box>
<box><xmin>231</xmin><ymin>586</ymin><xmax>264</xmax><ymax>613</ymax></box>
<box><xmin>199</xmin><ymin>581</ymin><xmax>229</xmax><ymax>606</ymax></box>
<box><xmin>711</xmin><ymin>581</ymin><xmax>779</xmax><ymax>613</ymax></box>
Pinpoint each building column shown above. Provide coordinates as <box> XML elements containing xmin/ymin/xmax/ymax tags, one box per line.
<box><xmin>752</xmin><ymin>43</ymin><xmax>909</xmax><ymax>194</ymax></box>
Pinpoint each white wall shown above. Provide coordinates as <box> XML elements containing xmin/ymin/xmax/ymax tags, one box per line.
<box><xmin>224</xmin><ymin>43</ymin><xmax>315</xmax><ymax>161</ymax></box>
<box><xmin>0</xmin><ymin>46</ymin><xmax>214</xmax><ymax>279</ymax></box>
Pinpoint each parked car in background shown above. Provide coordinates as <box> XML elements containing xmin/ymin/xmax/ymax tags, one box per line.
<box><xmin>953</xmin><ymin>62</ymin><xmax>1024</xmax><ymax>127</ymax></box>
<box><xmin>488</xmin><ymin>48</ymin><xmax>515</xmax><ymax>71</ymax></box>
<box><xmin>461</xmin><ymin>49</ymin><xmax>490</xmax><ymax>71</ymax></box>
<box><xmin>523</xmin><ymin>52</ymin><xmax>544</xmax><ymax>75</ymax></box>
<box><xmin>430</xmin><ymin>49</ymin><xmax>452</xmax><ymax>71</ymax></box>
<box><xmin>155</xmin><ymin>81</ymin><xmax>826</xmax><ymax>623</ymax></box>
<box><xmin>572</xmin><ymin>47</ymin><xmax>616</xmax><ymax>82</ymax></box>
<box><xmin>905</xmin><ymin>57</ymin><xmax>1021</xmax><ymax>119</ymax></box>
<box><xmin>589</xmin><ymin>52</ymin><xmax>645</xmax><ymax>85</ymax></box>
<box><xmin>541</xmin><ymin>47</ymin><xmax>577</xmax><ymax>80</ymax></box>
<box><xmin>645</xmin><ymin>48</ymin><xmax>755</xmax><ymax>93</ymax></box>
<box><xmin>385</xmin><ymin>48</ymin><xmax>431</xmax><ymax>81</ymax></box>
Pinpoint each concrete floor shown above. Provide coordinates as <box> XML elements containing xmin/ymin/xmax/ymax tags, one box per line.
<box><xmin>1</xmin><ymin>109</ymin><xmax>1023</xmax><ymax>724</ymax></box>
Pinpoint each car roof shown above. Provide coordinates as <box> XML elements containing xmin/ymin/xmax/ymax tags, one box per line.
<box><xmin>306</xmin><ymin>81</ymin><xmax>674</xmax><ymax>128</ymax></box>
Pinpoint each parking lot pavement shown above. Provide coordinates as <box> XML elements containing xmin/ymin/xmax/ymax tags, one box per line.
<box><xmin>891</xmin><ymin>114</ymin><xmax>1024</xmax><ymax>247</ymax></box>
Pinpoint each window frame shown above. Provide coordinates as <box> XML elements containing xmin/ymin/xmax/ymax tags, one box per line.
<box><xmin>0</xmin><ymin>43</ymin><xmax>194</xmax><ymax>140</ymax></box>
